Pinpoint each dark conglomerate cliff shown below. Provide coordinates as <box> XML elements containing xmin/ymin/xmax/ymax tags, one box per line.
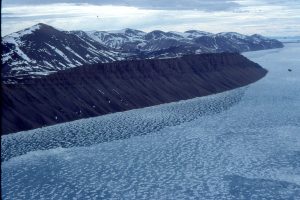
<box><xmin>2</xmin><ymin>53</ymin><xmax>267</xmax><ymax>134</ymax></box>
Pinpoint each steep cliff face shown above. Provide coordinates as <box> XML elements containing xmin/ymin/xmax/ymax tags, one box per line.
<box><xmin>2</xmin><ymin>53</ymin><xmax>267</xmax><ymax>134</ymax></box>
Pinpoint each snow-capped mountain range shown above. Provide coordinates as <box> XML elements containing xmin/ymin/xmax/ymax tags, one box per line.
<box><xmin>2</xmin><ymin>23</ymin><xmax>283</xmax><ymax>78</ymax></box>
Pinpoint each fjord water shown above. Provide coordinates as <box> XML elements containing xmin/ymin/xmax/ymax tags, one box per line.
<box><xmin>2</xmin><ymin>43</ymin><xmax>300</xmax><ymax>199</ymax></box>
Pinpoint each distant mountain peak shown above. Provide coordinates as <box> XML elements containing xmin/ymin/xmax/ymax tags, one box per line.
<box><xmin>185</xmin><ymin>30</ymin><xmax>212</xmax><ymax>34</ymax></box>
<box><xmin>109</xmin><ymin>28</ymin><xmax>145</xmax><ymax>35</ymax></box>
<box><xmin>4</xmin><ymin>23</ymin><xmax>62</xmax><ymax>39</ymax></box>
<box><xmin>145</xmin><ymin>30</ymin><xmax>169</xmax><ymax>40</ymax></box>
<box><xmin>251</xmin><ymin>34</ymin><xmax>267</xmax><ymax>39</ymax></box>
<box><xmin>5</xmin><ymin>24</ymin><xmax>42</xmax><ymax>38</ymax></box>
<box><xmin>35</xmin><ymin>22</ymin><xmax>49</xmax><ymax>27</ymax></box>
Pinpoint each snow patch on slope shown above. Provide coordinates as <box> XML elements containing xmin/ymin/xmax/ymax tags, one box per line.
<box><xmin>6</xmin><ymin>24</ymin><xmax>41</xmax><ymax>38</ymax></box>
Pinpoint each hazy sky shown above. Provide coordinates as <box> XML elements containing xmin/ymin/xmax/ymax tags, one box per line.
<box><xmin>2</xmin><ymin>0</ymin><xmax>300</xmax><ymax>36</ymax></box>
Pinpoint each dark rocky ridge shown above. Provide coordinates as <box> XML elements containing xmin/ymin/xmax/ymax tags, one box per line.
<box><xmin>2</xmin><ymin>53</ymin><xmax>267</xmax><ymax>134</ymax></box>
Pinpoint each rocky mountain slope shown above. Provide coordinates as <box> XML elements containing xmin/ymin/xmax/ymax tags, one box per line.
<box><xmin>2</xmin><ymin>24</ymin><xmax>124</xmax><ymax>78</ymax></box>
<box><xmin>2</xmin><ymin>23</ymin><xmax>282</xmax><ymax>79</ymax></box>
<box><xmin>2</xmin><ymin>53</ymin><xmax>267</xmax><ymax>134</ymax></box>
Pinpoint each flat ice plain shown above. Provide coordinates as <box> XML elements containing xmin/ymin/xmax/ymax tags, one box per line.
<box><xmin>1</xmin><ymin>43</ymin><xmax>300</xmax><ymax>199</ymax></box>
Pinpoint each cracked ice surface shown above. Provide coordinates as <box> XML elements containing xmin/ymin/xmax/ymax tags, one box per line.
<box><xmin>1</xmin><ymin>88</ymin><xmax>245</xmax><ymax>162</ymax></box>
<box><xmin>1</xmin><ymin>43</ymin><xmax>300</xmax><ymax>199</ymax></box>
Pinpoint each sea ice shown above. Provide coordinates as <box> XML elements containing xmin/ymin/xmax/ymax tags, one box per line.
<box><xmin>1</xmin><ymin>43</ymin><xmax>300</xmax><ymax>199</ymax></box>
